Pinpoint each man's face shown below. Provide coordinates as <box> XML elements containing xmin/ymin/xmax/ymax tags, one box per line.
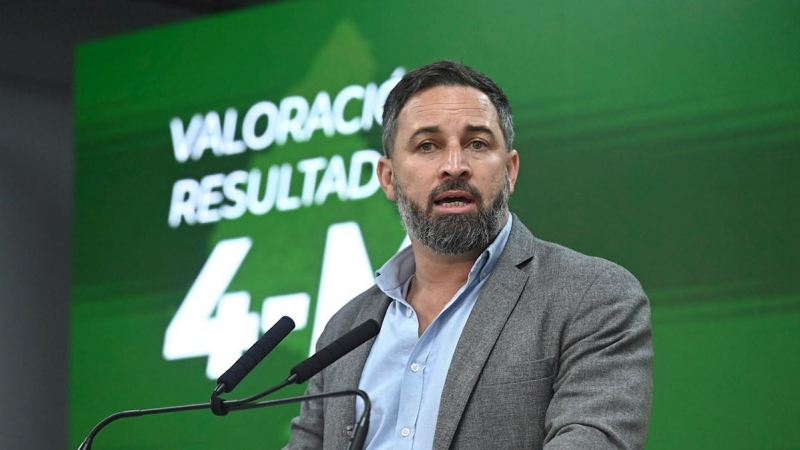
<box><xmin>377</xmin><ymin>86</ymin><xmax>519</xmax><ymax>255</ymax></box>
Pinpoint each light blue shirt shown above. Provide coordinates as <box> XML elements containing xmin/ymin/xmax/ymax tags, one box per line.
<box><xmin>355</xmin><ymin>215</ymin><xmax>513</xmax><ymax>450</ymax></box>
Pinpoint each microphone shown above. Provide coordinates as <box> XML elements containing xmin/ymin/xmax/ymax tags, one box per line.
<box><xmin>213</xmin><ymin>316</ymin><xmax>295</xmax><ymax>396</ymax></box>
<box><xmin>289</xmin><ymin>318</ymin><xmax>381</xmax><ymax>384</ymax></box>
<box><xmin>78</xmin><ymin>319</ymin><xmax>380</xmax><ymax>450</ymax></box>
<box><xmin>219</xmin><ymin>319</ymin><xmax>381</xmax><ymax>409</ymax></box>
<box><xmin>218</xmin><ymin>319</ymin><xmax>380</xmax><ymax>445</ymax></box>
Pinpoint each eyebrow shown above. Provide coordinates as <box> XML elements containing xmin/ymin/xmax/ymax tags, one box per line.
<box><xmin>407</xmin><ymin>124</ymin><xmax>496</xmax><ymax>143</ymax></box>
<box><xmin>408</xmin><ymin>126</ymin><xmax>441</xmax><ymax>143</ymax></box>
<box><xmin>464</xmin><ymin>125</ymin><xmax>496</xmax><ymax>136</ymax></box>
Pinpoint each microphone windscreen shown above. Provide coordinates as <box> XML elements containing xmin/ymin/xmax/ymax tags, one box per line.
<box><xmin>217</xmin><ymin>315</ymin><xmax>295</xmax><ymax>392</ymax></box>
<box><xmin>290</xmin><ymin>319</ymin><xmax>380</xmax><ymax>383</ymax></box>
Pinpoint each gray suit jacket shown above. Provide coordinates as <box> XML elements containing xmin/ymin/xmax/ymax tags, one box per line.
<box><xmin>285</xmin><ymin>217</ymin><xmax>653</xmax><ymax>450</ymax></box>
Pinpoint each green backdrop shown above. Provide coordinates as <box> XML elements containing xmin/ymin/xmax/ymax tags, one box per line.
<box><xmin>72</xmin><ymin>1</ymin><xmax>800</xmax><ymax>448</ymax></box>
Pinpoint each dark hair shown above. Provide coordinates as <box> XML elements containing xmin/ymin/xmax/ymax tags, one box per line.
<box><xmin>381</xmin><ymin>60</ymin><xmax>514</xmax><ymax>157</ymax></box>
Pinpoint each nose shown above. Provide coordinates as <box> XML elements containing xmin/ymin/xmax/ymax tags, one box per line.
<box><xmin>439</xmin><ymin>141</ymin><xmax>471</xmax><ymax>180</ymax></box>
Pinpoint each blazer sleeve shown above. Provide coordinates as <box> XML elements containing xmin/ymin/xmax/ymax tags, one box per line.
<box><xmin>543</xmin><ymin>264</ymin><xmax>653</xmax><ymax>450</ymax></box>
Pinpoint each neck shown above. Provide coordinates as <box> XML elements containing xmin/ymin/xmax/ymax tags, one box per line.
<box><xmin>406</xmin><ymin>241</ymin><xmax>482</xmax><ymax>335</ymax></box>
<box><xmin>409</xmin><ymin>239</ymin><xmax>484</xmax><ymax>291</ymax></box>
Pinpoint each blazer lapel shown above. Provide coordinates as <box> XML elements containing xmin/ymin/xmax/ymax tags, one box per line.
<box><xmin>433</xmin><ymin>218</ymin><xmax>535</xmax><ymax>450</ymax></box>
<box><xmin>324</xmin><ymin>290</ymin><xmax>391</xmax><ymax>448</ymax></box>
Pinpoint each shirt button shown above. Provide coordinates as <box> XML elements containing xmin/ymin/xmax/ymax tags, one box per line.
<box><xmin>401</xmin><ymin>427</ymin><xmax>411</xmax><ymax>437</ymax></box>
<box><xmin>405</xmin><ymin>308</ymin><xmax>413</xmax><ymax>318</ymax></box>
<box><xmin>410</xmin><ymin>363</ymin><xmax>420</xmax><ymax>373</ymax></box>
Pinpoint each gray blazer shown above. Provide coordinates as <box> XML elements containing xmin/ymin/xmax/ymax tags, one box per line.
<box><xmin>285</xmin><ymin>217</ymin><xmax>653</xmax><ymax>450</ymax></box>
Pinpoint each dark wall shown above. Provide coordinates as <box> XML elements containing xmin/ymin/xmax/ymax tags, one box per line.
<box><xmin>0</xmin><ymin>1</ymin><xmax>197</xmax><ymax>447</ymax></box>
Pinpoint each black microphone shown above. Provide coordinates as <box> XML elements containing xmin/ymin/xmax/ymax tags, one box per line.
<box><xmin>220</xmin><ymin>319</ymin><xmax>381</xmax><ymax>409</ymax></box>
<box><xmin>213</xmin><ymin>316</ymin><xmax>295</xmax><ymax>396</ymax></box>
<box><xmin>289</xmin><ymin>318</ymin><xmax>380</xmax><ymax>384</ymax></box>
<box><xmin>78</xmin><ymin>319</ymin><xmax>379</xmax><ymax>450</ymax></box>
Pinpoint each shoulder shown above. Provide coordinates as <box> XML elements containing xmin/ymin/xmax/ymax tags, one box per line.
<box><xmin>508</xmin><ymin>218</ymin><xmax>646</xmax><ymax>312</ymax></box>
<box><xmin>526</xmin><ymin>235</ymin><xmax>650</xmax><ymax>342</ymax></box>
<box><xmin>532</xmin><ymin>236</ymin><xmax>636</xmax><ymax>286</ymax></box>
<box><xmin>509</xmin><ymin>217</ymin><xmax>637</xmax><ymax>287</ymax></box>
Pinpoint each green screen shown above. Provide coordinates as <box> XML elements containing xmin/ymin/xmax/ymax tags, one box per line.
<box><xmin>72</xmin><ymin>1</ymin><xmax>800</xmax><ymax>449</ymax></box>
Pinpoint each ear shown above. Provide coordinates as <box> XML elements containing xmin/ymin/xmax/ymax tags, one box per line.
<box><xmin>377</xmin><ymin>156</ymin><xmax>396</xmax><ymax>201</ymax></box>
<box><xmin>506</xmin><ymin>149</ymin><xmax>520</xmax><ymax>195</ymax></box>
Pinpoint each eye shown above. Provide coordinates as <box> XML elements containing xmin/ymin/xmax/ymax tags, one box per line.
<box><xmin>469</xmin><ymin>140</ymin><xmax>488</xmax><ymax>150</ymax></box>
<box><xmin>419</xmin><ymin>141</ymin><xmax>436</xmax><ymax>152</ymax></box>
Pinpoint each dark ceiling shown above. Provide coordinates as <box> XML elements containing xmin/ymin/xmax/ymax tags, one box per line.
<box><xmin>0</xmin><ymin>0</ymin><xmax>282</xmax><ymax>96</ymax></box>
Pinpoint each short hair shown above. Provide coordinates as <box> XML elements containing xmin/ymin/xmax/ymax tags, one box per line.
<box><xmin>381</xmin><ymin>60</ymin><xmax>515</xmax><ymax>157</ymax></box>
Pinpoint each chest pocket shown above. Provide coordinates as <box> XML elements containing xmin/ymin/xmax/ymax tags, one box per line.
<box><xmin>478</xmin><ymin>355</ymin><xmax>556</xmax><ymax>386</ymax></box>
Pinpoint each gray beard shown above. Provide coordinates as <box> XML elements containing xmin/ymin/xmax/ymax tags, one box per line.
<box><xmin>394</xmin><ymin>177</ymin><xmax>510</xmax><ymax>255</ymax></box>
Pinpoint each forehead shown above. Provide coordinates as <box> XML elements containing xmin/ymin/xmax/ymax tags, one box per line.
<box><xmin>397</xmin><ymin>86</ymin><xmax>500</xmax><ymax>132</ymax></box>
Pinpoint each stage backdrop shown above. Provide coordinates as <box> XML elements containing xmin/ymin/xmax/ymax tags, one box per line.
<box><xmin>72</xmin><ymin>1</ymin><xmax>800</xmax><ymax>448</ymax></box>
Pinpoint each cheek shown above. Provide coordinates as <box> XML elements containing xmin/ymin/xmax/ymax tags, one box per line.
<box><xmin>397</xmin><ymin>167</ymin><xmax>434</xmax><ymax>197</ymax></box>
<box><xmin>403</xmin><ymin>184</ymin><xmax>430</xmax><ymax>204</ymax></box>
<box><xmin>476</xmin><ymin>176</ymin><xmax>508</xmax><ymax>205</ymax></box>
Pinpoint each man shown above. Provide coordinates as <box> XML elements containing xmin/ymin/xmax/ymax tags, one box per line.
<box><xmin>285</xmin><ymin>61</ymin><xmax>653</xmax><ymax>450</ymax></box>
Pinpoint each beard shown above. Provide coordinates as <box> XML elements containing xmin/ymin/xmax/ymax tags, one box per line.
<box><xmin>394</xmin><ymin>176</ymin><xmax>510</xmax><ymax>255</ymax></box>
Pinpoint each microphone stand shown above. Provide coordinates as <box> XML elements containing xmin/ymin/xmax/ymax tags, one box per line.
<box><xmin>77</xmin><ymin>389</ymin><xmax>370</xmax><ymax>450</ymax></box>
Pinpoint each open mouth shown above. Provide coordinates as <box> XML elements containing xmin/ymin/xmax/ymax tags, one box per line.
<box><xmin>435</xmin><ymin>197</ymin><xmax>472</xmax><ymax>207</ymax></box>
<box><xmin>433</xmin><ymin>191</ymin><xmax>476</xmax><ymax>209</ymax></box>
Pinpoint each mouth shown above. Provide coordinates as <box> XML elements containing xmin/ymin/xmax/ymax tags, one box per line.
<box><xmin>432</xmin><ymin>190</ymin><xmax>477</xmax><ymax>212</ymax></box>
